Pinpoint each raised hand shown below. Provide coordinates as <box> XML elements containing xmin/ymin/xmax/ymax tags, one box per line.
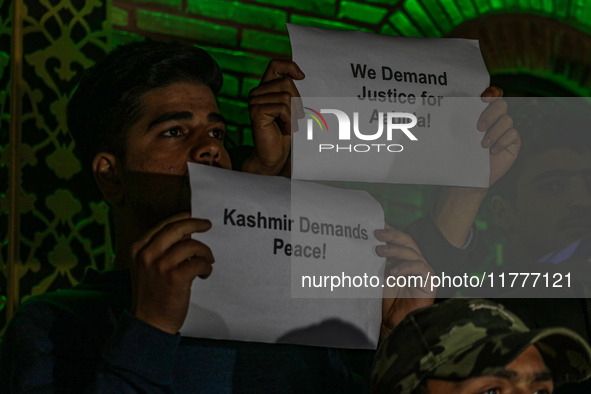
<box><xmin>243</xmin><ymin>60</ymin><xmax>305</xmax><ymax>176</ymax></box>
<box><xmin>375</xmin><ymin>226</ymin><xmax>436</xmax><ymax>341</ymax></box>
<box><xmin>479</xmin><ymin>86</ymin><xmax>521</xmax><ymax>186</ymax></box>
<box><xmin>432</xmin><ymin>87</ymin><xmax>521</xmax><ymax>248</ymax></box>
<box><xmin>131</xmin><ymin>212</ymin><xmax>214</xmax><ymax>334</ymax></box>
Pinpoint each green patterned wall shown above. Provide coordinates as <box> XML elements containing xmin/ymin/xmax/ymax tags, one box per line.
<box><xmin>0</xmin><ymin>0</ymin><xmax>11</xmax><ymax>329</ymax></box>
<box><xmin>1</xmin><ymin>0</ymin><xmax>111</xmax><ymax>331</ymax></box>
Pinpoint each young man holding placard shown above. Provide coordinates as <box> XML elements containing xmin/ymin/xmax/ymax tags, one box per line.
<box><xmin>0</xmin><ymin>39</ymin><xmax>515</xmax><ymax>392</ymax></box>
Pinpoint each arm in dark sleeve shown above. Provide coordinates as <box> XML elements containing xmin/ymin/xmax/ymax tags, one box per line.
<box><xmin>1</xmin><ymin>302</ymin><xmax>180</xmax><ymax>393</ymax></box>
<box><xmin>89</xmin><ymin>311</ymin><xmax>180</xmax><ymax>393</ymax></box>
<box><xmin>405</xmin><ymin>214</ymin><xmax>477</xmax><ymax>274</ymax></box>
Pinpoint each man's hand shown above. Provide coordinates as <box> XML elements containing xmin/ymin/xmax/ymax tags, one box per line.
<box><xmin>433</xmin><ymin>87</ymin><xmax>521</xmax><ymax>248</ymax></box>
<box><xmin>479</xmin><ymin>86</ymin><xmax>521</xmax><ymax>186</ymax></box>
<box><xmin>375</xmin><ymin>226</ymin><xmax>435</xmax><ymax>341</ymax></box>
<box><xmin>130</xmin><ymin>212</ymin><xmax>214</xmax><ymax>334</ymax></box>
<box><xmin>243</xmin><ymin>60</ymin><xmax>305</xmax><ymax>176</ymax></box>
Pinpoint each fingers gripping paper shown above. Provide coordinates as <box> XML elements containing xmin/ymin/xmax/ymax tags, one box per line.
<box><xmin>183</xmin><ymin>163</ymin><xmax>385</xmax><ymax>349</ymax></box>
<box><xmin>288</xmin><ymin>24</ymin><xmax>491</xmax><ymax>187</ymax></box>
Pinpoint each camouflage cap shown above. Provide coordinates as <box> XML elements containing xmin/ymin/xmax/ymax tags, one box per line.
<box><xmin>371</xmin><ymin>298</ymin><xmax>591</xmax><ymax>394</ymax></box>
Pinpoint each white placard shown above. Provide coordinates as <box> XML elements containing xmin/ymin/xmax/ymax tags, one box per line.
<box><xmin>288</xmin><ymin>24</ymin><xmax>491</xmax><ymax>187</ymax></box>
<box><xmin>182</xmin><ymin>163</ymin><xmax>385</xmax><ymax>349</ymax></box>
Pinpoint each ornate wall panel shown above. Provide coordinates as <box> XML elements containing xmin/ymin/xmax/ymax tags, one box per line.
<box><xmin>1</xmin><ymin>0</ymin><xmax>111</xmax><ymax>332</ymax></box>
<box><xmin>0</xmin><ymin>0</ymin><xmax>11</xmax><ymax>332</ymax></box>
<box><xmin>3</xmin><ymin>0</ymin><xmax>591</xmax><ymax>333</ymax></box>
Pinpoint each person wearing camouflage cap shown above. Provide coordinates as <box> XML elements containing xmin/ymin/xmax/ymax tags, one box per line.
<box><xmin>372</xmin><ymin>298</ymin><xmax>591</xmax><ymax>393</ymax></box>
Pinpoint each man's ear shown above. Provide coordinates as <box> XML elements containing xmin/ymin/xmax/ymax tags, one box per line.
<box><xmin>490</xmin><ymin>195</ymin><xmax>516</xmax><ymax>231</ymax></box>
<box><xmin>92</xmin><ymin>152</ymin><xmax>123</xmax><ymax>203</ymax></box>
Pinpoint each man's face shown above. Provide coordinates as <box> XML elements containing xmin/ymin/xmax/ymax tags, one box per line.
<box><xmin>119</xmin><ymin>82</ymin><xmax>231</xmax><ymax>227</ymax></box>
<box><xmin>426</xmin><ymin>345</ymin><xmax>553</xmax><ymax>394</ymax></box>
<box><xmin>503</xmin><ymin>147</ymin><xmax>591</xmax><ymax>259</ymax></box>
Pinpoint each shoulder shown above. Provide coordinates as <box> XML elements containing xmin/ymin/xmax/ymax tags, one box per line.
<box><xmin>16</xmin><ymin>269</ymin><xmax>129</xmax><ymax>323</ymax></box>
<box><xmin>0</xmin><ymin>271</ymin><xmax>130</xmax><ymax>392</ymax></box>
<box><xmin>2</xmin><ymin>269</ymin><xmax>131</xmax><ymax>353</ymax></box>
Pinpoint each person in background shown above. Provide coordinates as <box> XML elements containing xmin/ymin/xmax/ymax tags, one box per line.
<box><xmin>372</xmin><ymin>298</ymin><xmax>591</xmax><ymax>394</ymax></box>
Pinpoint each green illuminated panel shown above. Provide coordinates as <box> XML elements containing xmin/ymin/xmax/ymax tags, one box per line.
<box><xmin>528</xmin><ymin>0</ymin><xmax>542</xmax><ymax>11</ymax></box>
<box><xmin>290</xmin><ymin>14</ymin><xmax>371</xmax><ymax>31</ymax></box>
<box><xmin>420</xmin><ymin>0</ymin><xmax>453</xmax><ymax>33</ymax></box>
<box><xmin>338</xmin><ymin>1</ymin><xmax>388</xmax><ymax>25</ymax></box>
<box><xmin>240</xmin><ymin>78</ymin><xmax>260</xmax><ymax>97</ymax></box>
<box><xmin>572</xmin><ymin>0</ymin><xmax>591</xmax><ymax>26</ymax></box>
<box><xmin>241</xmin><ymin>127</ymin><xmax>254</xmax><ymax>145</ymax></box>
<box><xmin>111</xmin><ymin>7</ymin><xmax>128</xmax><ymax>27</ymax></box>
<box><xmin>380</xmin><ymin>24</ymin><xmax>399</xmax><ymax>36</ymax></box>
<box><xmin>187</xmin><ymin>0</ymin><xmax>288</xmax><ymax>31</ymax></box>
<box><xmin>218</xmin><ymin>97</ymin><xmax>250</xmax><ymax>125</ymax></box>
<box><xmin>223</xmin><ymin>124</ymin><xmax>241</xmax><ymax>145</ymax></box>
<box><xmin>203</xmin><ymin>46</ymin><xmax>271</xmax><ymax>75</ymax></box>
<box><xmin>438</xmin><ymin>0</ymin><xmax>465</xmax><ymax>26</ymax></box>
<box><xmin>473</xmin><ymin>0</ymin><xmax>491</xmax><ymax>14</ymax></box>
<box><xmin>111</xmin><ymin>30</ymin><xmax>145</xmax><ymax>49</ymax></box>
<box><xmin>455</xmin><ymin>0</ymin><xmax>477</xmax><ymax>19</ymax></box>
<box><xmin>567</xmin><ymin>62</ymin><xmax>585</xmax><ymax>86</ymax></box>
<box><xmin>576</xmin><ymin>6</ymin><xmax>591</xmax><ymax>27</ymax></box>
<box><xmin>366</xmin><ymin>0</ymin><xmax>400</xmax><ymax>4</ymax></box>
<box><xmin>129</xmin><ymin>0</ymin><xmax>182</xmax><ymax>10</ymax></box>
<box><xmin>389</xmin><ymin>11</ymin><xmax>422</xmax><ymax>37</ymax></box>
<box><xmin>502</xmin><ymin>0</ymin><xmax>518</xmax><ymax>9</ymax></box>
<box><xmin>490</xmin><ymin>0</ymin><xmax>504</xmax><ymax>11</ymax></box>
<box><xmin>555</xmin><ymin>0</ymin><xmax>568</xmax><ymax>18</ymax></box>
<box><xmin>248</xmin><ymin>0</ymin><xmax>337</xmax><ymax>17</ymax></box>
<box><xmin>541</xmin><ymin>0</ymin><xmax>553</xmax><ymax>14</ymax></box>
<box><xmin>136</xmin><ymin>10</ymin><xmax>237</xmax><ymax>46</ymax></box>
<box><xmin>241</xmin><ymin>30</ymin><xmax>291</xmax><ymax>55</ymax></box>
<box><xmin>404</xmin><ymin>0</ymin><xmax>441</xmax><ymax>37</ymax></box>
<box><xmin>219</xmin><ymin>74</ymin><xmax>239</xmax><ymax>97</ymax></box>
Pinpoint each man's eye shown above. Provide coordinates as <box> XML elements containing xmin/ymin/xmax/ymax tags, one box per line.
<box><xmin>209</xmin><ymin>128</ymin><xmax>225</xmax><ymax>140</ymax></box>
<box><xmin>481</xmin><ymin>389</ymin><xmax>501</xmax><ymax>394</ymax></box>
<box><xmin>161</xmin><ymin>127</ymin><xmax>185</xmax><ymax>138</ymax></box>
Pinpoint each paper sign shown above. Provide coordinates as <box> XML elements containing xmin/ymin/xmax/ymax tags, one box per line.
<box><xmin>182</xmin><ymin>163</ymin><xmax>385</xmax><ymax>349</ymax></box>
<box><xmin>288</xmin><ymin>24</ymin><xmax>491</xmax><ymax>187</ymax></box>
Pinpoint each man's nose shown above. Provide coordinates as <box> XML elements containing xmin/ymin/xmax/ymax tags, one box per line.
<box><xmin>189</xmin><ymin>138</ymin><xmax>221</xmax><ymax>166</ymax></box>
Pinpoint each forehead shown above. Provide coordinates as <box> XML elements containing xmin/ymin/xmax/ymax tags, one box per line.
<box><xmin>504</xmin><ymin>345</ymin><xmax>550</xmax><ymax>377</ymax></box>
<box><xmin>426</xmin><ymin>346</ymin><xmax>552</xmax><ymax>393</ymax></box>
<box><xmin>138</xmin><ymin>81</ymin><xmax>219</xmax><ymax>112</ymax></box>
